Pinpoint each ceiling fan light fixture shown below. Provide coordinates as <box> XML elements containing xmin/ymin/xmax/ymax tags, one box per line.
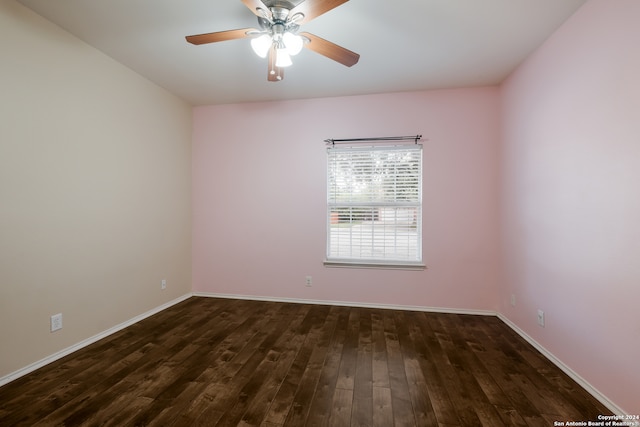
<box><xmin>275</xmin><ymin>47</ymin><xmax>293</xmax><ymax>67</ymax></box>
<box><xmin>250</xmin><ymin>34</ymin><xmax>272</xmax><ymax>58</ymax></box>
<box><xmin>283</xmin><ymin>32</ymin><xmax>304</xmax><ymax>56</ymax></box>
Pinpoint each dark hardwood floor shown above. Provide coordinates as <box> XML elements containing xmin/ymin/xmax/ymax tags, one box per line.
<box><xmin>0</xmin><ymin>297</ymin><xmax>611</xmax><ymax>426</ymax></box>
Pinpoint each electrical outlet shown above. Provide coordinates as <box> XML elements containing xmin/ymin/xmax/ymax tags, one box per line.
<box><xmin>161</xmin><ymin>279</ymin><xmax>166</xmax><ymax>290</ymax></box>
<box><xmin>51</xmin><ymin>313</ymin><xmax>63</xmax><ymax>332</ymax></box>
<box><xmin>510</xmin><ymin>294</ymin><xmax>516</xmax><ymax>307</ymax></box>
<box><xmin>537</xmin><ymin>309</ymin><xmax>545</xmax><ymax>327</ymax></box>
<box><xmin>305</xmin><ymin>276</ymin><xmax>312</xmax><ymax>287</ymax></box>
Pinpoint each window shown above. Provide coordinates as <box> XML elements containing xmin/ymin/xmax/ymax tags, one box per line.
<box><xmin>326</xmin><ymin>144</ymin><xmax>424</xmax><ymax>269</ymax></box>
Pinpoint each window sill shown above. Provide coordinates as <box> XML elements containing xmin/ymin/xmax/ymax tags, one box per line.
<box><xmin>323</xmin><ymin>260</ymin><xmax>427</xmax><ymax>271</ymax></box>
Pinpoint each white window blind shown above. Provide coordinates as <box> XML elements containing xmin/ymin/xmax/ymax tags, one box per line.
<box><xmin>326</xmin><ymin>145</ymin><xmax>423</xmax><ymax>267</ymax></box>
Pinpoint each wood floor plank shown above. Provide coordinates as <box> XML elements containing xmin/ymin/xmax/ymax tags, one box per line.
<box><xmin>162</xmin><ymin>303</ymin><xmax>297</xmax><ymax>427</ymax></box>
<box><xmin>284</xmin><ymin>309</ymin><xmax>339</xmax><ymax>426</ymax></box>
<box><xmin>261</xmin><ymin>305</ymin><xmax>331</xmax><ymax>425</ymax></box>
<box><xmin>494</xmin><ymin>406</ymin><xmax>530</xmax><ymax>427</ymax></box>
<box><xmin>452</xmin><ymin>316</ymin><xmax>512</xmax><ymax>407</ymax></box>
<box><xmin>0</xmin><ymin>297</ymin><xmax>613</xmax><ymax>427</ymax></box>
<box><xmin>209</xmin><ymin>303</ymin><xmax>304</xmax><ymax>427</ymax></box>
<box><xmin>370</xmin><ymin>311</ymin><xmax>390</xmax><ymax>389</ymax></box>
<box><xmin>481</xmin><ymin>316</ymin><xmax>610</xmax><ymax>422</ymax></box>
<box><xmin>282</xmin><ymin>305</ymin><xmax>341</xmax><ymax>426</ymax></box>
<box><xmin>107</xmin><ymin>300</ymin><xmax>263</xmax><ymax>427</ymax></box>
<box><xmin>409</xmin><ymin>312</ymin><xmax>462</xmax><ymax>425</ymax></box>
<box><xmin>381</xmin><ymin>310</ymin><xmax>415</xmax><ymax>427</ymax></box>
<box><xmin>372</xmin><ymin>386</ymin><xmax>393</xmax><ymax>427</ymax></box>
<box><xmin>236</xmin><ymin>305</ymin><xmax>312</xmax><ymax>426</ymax></box>
<box><xmin>350</xmin><ymin>309</ymin><xmax>374</xmax><ymax>427</ymax></box>
<box><xmin>435</xmin><ymin>314</ymin><xmax>507</xmax><ymax>426</ymax></box>
<box><xmin>329</xmin><ymin>387</ymin><xmax>353</xmax><ymax>427</ymax></box>
<box><xmin>303</xmin><ymin>307</ymin><xmax>350</xmax><ymax>427</ymax></box>
<box><xmin>393</xmin><ymin>311</ymin><xmax>438</xmax><ymax>426</ymax></box>
<box><xmin>156</xmin><ymin>302</ymin><xmax>302</xmax><ymax>427</ymax></box>
<box><xmin>334</xmin><ymin>308</ymin><xmax>360</xmax><ymax>391</ymax></box>
<box><xmin>179</xmin><ymin>382</ymin><xmax>229</xmax><ymax>426</ymax></box>
<box><xmin>429</xmin><ymin>314</ymin><xmax>485</xmax><ymax>426</ymax></box>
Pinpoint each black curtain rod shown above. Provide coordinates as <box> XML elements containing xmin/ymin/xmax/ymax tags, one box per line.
<box><xmin>324</xmin><ymin>135</ymin><xmax>422</xmax><ymax>145</ymax></box>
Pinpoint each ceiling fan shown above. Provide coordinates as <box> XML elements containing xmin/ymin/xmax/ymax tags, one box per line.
<box><xmin>185</xmin><ymin>0</ymin><xmax>360</xmax><ymax>82</ymax></box>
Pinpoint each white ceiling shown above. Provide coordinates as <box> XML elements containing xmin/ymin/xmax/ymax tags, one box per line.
<box><xmin>17</xmin><ymin>0</ymin><xmax>586</xmax><ymax>106</ymax></box>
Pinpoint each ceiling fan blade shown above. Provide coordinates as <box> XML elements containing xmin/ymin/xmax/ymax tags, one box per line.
<box><xmin>300</xmin><ymin>32</ymin><xmax>359</xmax><ymax>67</ymax></box>
<box><xmin>267</xmin><ymin>45</ymin><xmax>285</xmax><ymax>82</ymax></box>
<box><xmin>241</xmin><ymin>0</ymin><xmax>270</xmax><ymax>18</ymax></box>
<box><xmin>291</xmin><ymin>0</ymin><xmax>349</xmax><ymax>24</ymax></box>
<box><xmin>186</xmin><ymin>28</ymin><xmax>254</xmax><ymax>45</ymax></box>
<box><xmin>267</xmin><ymin>68</ymin><xmax>284</xmax><ymax>81</ymax></box>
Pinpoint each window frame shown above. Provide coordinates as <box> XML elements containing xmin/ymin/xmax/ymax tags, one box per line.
<box><xmin>324</xmin><ymin>144</ymin><xmax>425</xmax><ymax>270</ymax></box>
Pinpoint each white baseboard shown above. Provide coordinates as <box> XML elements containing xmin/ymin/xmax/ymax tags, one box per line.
<box><xmin>192</xmin><ymin>292</ymin><xmax>496</xmax><ymax>316</ymax></box>
<box><xmin>497</xmin><ymin>313</ymin><xmax>626</xmax><ymax>416</ymax></box>
<box><xmin>0</xmin><ymin>293</ymin><xmax>192</xmax><ymax>388</ymax></box>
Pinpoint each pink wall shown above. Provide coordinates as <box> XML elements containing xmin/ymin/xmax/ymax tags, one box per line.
<box><xmin>192</xmin><ymin>88</ymin><xmax>501</xmax><ymax>312</ymax></box>
<box><xmin>500</xmin><ymin>0</ymin><xmax>640</xmax><ymax>415</ymax></box>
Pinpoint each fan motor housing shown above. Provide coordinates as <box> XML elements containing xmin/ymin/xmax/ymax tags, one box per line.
<box><xmin>270</xmin><ymin>6</ymin><xmax>290</xmax><ymax>22</ymax></box>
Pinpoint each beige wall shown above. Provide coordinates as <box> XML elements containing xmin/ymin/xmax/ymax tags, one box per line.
<box><xmin>0</xmin><ymin>0</ymin><xmax>192</xmax><ymax>378</ymax></box>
